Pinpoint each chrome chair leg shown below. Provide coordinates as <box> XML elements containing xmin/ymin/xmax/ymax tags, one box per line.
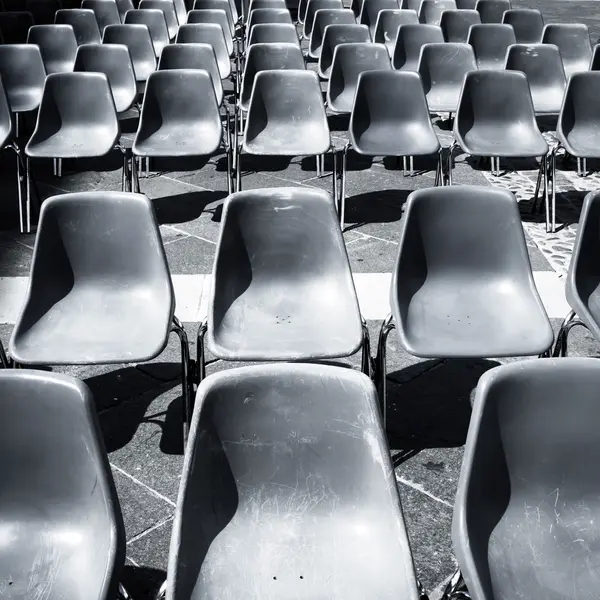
<box><xmin>171</xmin><ymin>316</ymin><xmax>192</xmax><ymax>445</ymax></box>
<box><xmin>118</xmin><ymin>583</ymin><xmax>133</xmax><ymax>600</ymax></box>
<box><xmin>340</xmin><ymin>143</ymin><xmax>349</xmax><ymax>230</ymax></box>
<box><xmin>375</xmin><ymin>313</ymin><xmax>396</xmax><ymax>427</ymax></box>
<box><xmin>155</xmin><ymin>580</ymin><xmax>167</xmax><ymax>600</ymax></box>
<box><xmin>196</xmin><ymin>319</ymin><xmax>208</xmax><ymax>386</ymax></box>
<box><xmin>441</xmin><ymin>569</ymin><xmax>469</xmax><ymax>600</ymax></box>
<box><xmin>361</xmin><ymin>316</ymin><xmax>373</xmax><ymax>378</ymax></box>
<box><xmin>26</xmin><ymin>156</ymin><xmax>31</xmax><ymax>233</ymax></box>
<box><xmin>532</xmin><ymin>154</ymin><xmax>544</xmax><ymax>214</ymax></box>
<box><xmin>0</xmin><ymin>340</ymin><xmax>9</xmax><ymax>368</ymax></box>
<box><xmin>552</xmin><ymin>309</ymin><xmax>587</xmax><ymax>357</ymax></box>
<box><xmin>447</xmin><ymin>142</ymin><xmax>456</xmax><ymax>185</ymax></box>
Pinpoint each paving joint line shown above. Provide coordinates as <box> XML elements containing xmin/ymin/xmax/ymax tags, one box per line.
<box><xmin>162</xmin><ymin>233</ymin><xmax>191</xmax><ymax>245</ymax></box>
<box><xmin>158</xmin><ymin>173</ymin><xmax>214</xmax><ymax>192</ymax></box>
<box><xmin>111</xmin><ymin>463</ymin><xmax>176</xmax><ymax>508</ymax></box>
<box><xmin>397</xmin><ymin>475</ymin><xmax>453</xmax><ymax>508</ymax></box>
<box><xmin>127</xmin><ymin>515</ymin><xmax>175</xmax><ymax>546</ymax></box>
<box><xmin>162</xmin><ymin>224</ymin><xmax>217</xmax><ymax>246</ymax></box>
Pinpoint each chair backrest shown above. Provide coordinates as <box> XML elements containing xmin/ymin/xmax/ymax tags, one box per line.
<box><xmin>0</xmin><ymin>369</ymin><xmax>125</xmax><ymax>600</ymax></box>
<box><xmin>374</xmin><ymin>8</ymin><xmax>418</xmax><ymax>55</ymax></box>
<box><xmin>542</xmin><ymin>23</ymin><xmax>592</xmax><ymax>79</ymax></box>
<box><xmin>0</xmin><ymin>44</ymin><xmax>46</xmax><ymax>113</ymax></box>
<box><xmin>418</xmin><ymin>41</ymin><xmax>477</xmax><ymax>112</ymax></box>
<box><xmin>0</xmin><ymin>11</ymin><xmax>34</xmax><ymax>43</ymax></box>
<box><xmin>304</xmin><ymin>0</ymin><xmax>343</xmax><ymax>38</ymax></box>
<box><xmin>116</xmin><ymin>0</ymin><xmax>135</xmax><ymax>20</ymax></box>
<box><xmin>185</xmin><ymin>8</ymin><xmax>234</xmax><ymax>54</ymax></box>
<box><xmin>175</xmin><ymin>23</ymin><xmax>230</xmax><ymax>77</ymax></box>
<box><xmin>505</xmin><ymin>43</ymin><xmax>566</xmax><ymax>115</ymax></box>
<box><xmin>74</xmin><ymin>43</ymin><xmax>137</xmax><ymax>113</ymax></box>
<box><xmin>455</xmin><ymin>0</ymin><xmax>476</xmax><ymax>7</ymax></box>
<box><xmin>418</xmin><ymin>0</ymin><xmax>455</xmax><ymax>25</ymax></box>
<box><xmin>247</xmin><ymin>6</ymin><xmax>292</xmax><ymax>30</ymax></box>
<box><xmin>327</xmin><ymin>42</ymin><xmax>391</xmax><ymax>113</ymax></box>
<box><xmin>454</xmin><ymin>357</ymin><xmax>600</xmax><ymax>600</ymax></box>
<box><xmin>309</xmin><ymin>8</ymin><xmax>355</xmax><ymax>58</ymax></box>
<box><xmin>501</xmin><ymin>8</ymin><xmax>543</xmax><ymax>43</ymax></box>
<box><xmin>81</xmin><ymin>0</ymin><xmax>121</xmax><ymax>33</ymax></box>
<box><xmin>103</xmin><ymin>23</ymin><xmax>157</xmax><ymax>82</ymax></box>
<box><xmin>240</xmin><ymin>42</ymin><xmax>305</xmax><ymax>110</ymax></box>
<box><xmin>249</xmin><ymin>0</ymin><xmax>287</xmax><ymax>10</ymax></box>
<box><xmin>475</xmin><ymin>0</ymin><xmax>510</xmax><ymax>23</ymax></box>
<box><xmin>0</xmin><ymin>76</ymin><xmax>12</xmax><ymax>148</ymax></box>
<box><xmin>192</xmin><ymin>0</ymin><xmax>235</xmax><ymax>36</ymax></box>
<box><xmin>248</xmin><ymin>22</ymin><xmax>299</xmax><ymax>47</ymax></box>
<box><xmin>439</xmin><ymin>8</ymin><xmax>480</xmax><ymax>42</ymax></box>
<box><xmin>243</xmin><ymin>70</ymin><xmax>330</xmax><ymax>156</ymax></box>
<box><xmin>404</xmin><ymin>0</ymin><xmax>422</xmax><ymax>9</ymax></box>
<box><xmin>158</xmin><ymin>43</ymin><xmax>223</xmax><ymax>104</ymax></box>
<box><xmin>125</xmin><ymin>8</ymin><xmax>171</xmax><ymax>57</ymax></box>
<box><xmin>27</xmin><ymin>24</ymin><xmax>78</xmax><ymax>74</ymax></box>
<box><xmin>468</xmin><ymin>22</ymin><xmax>516</xmax><ymax>69</ymax></box>
<box><xmin>359</xmin><ymin>0</ymin><xmax>399</xmax><ymax>38</ymax></box>
<box><xmin>55</xmin><ymin>8</ymin><xmax>102</xmax><ymax>44</ymax></box>
<box><xmin>319</xmin><ymin>23</ymin><xmax>370</xmax><ymax>78</ymax></box>
<box><xmin>139</xmin><ymin>0</ymin><xmax>179</xmax><ymax>37</ymax></box>
<box><xmin>392</xmin><ymin>23</ymin><xmax>444</xmax><ymax>70</ymax></box>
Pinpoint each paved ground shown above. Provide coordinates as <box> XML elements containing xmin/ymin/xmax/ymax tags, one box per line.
<box><xmin>1</xmin><ymin>1</ymin><xmax>600</xmax><ymax>597</ymax></box>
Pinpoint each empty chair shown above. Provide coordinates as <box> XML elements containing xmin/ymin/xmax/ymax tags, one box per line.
<box><xmin>327</xmin><ymin>42</ymin><xmax>390</xmax><ymax>114</ymax></box>
<box><xmin>505</xmin><ymin>43</ymin><xmax>566</xmax><ymax>114</ymax></box>
<box><xmin>132</xmin><ymin>69</ymin><xmax>231</xmax><ymax>192</ymax></box>
<box><xmin>192</xmin><ymin>0</ymin><xmax>235</xmax><ymax>39</ymax></box>
<box><xmin>55</xmin><ymin>8</ymin><xmax>102</xmax><ymax>44</ymax></box>
<box><xmin>82</xmin><ymin>0</ymin><xmax>121</xmax><ymax>33</ymax></box>
<box><xmin>304</xmin><ymin>0</ymin><xmax>342</xmax><ymax>39</ymax></box>
<box><xmin>26</xmin><ymin>0</ymin><xmax>61</xmax><ymax>24</ymax></box>
<box><xmin>116</xmin><ymin>0</ymin><xmax>135</xmax><ymax>20</ymax></box>
<box><xmin>404</xmin><ymin>0</ymin><xmax>422</xmax><ymax>9</ymax></box>
<box><xmin>468</xmin><ymin>23</ymin><xmax>516</xmax><ymax>69</ymax></box>
<box><xmin>543</xmin><ymin>23</ymin><xmax>592</xmax><ymax>79</ymax></box>
<box><xmin>502</xmin><ymin>8</ymin><xmax>543</xmax><ymax>43</ymax></box>
<box><xmin>309</xmin><ymin>8</ymin><xmax>354</xmax><ymax>58</ymax></box>
<box><xmin>27</xmin><ymin>24</ymin><xmax>78</xmax><ymax>74</ymax></box>
<box><xmin>375</xmin><ymin>185</ymin><xmax>553</xmax><ymax>420</ymax></box>
<box><xmin>392</xmin><ymin>23</ymin><xmax>444</xmax><ymax>70</ymax></box>
<box><xmin>440</xmin><ymin>8</ymin><xmax>480</xmax><ymax>43</ymax></box>
<box><xmin>248</xmin><ymin>21</ymin><xmax>299</xmax><ymax>47</ymax></box>
<box><xmin>454</xmin><ymin>358</ymin><xmax>600</xmax><ymax>600</ymax></box>
<box><xmin>74</xmin><ymin>43</ymin><xmax>137</xmax><ymax>113</ymax></box>
<box><xmin>344</xmin><ymin>70</ymin><xmax>441</xmax><ymax>227</ymax></box>
<box><xmin>176</xmin><ymin>23</ymin><xmax>231</xmax><ymax>78</ymax></box>
<box><xmin>236</xmin><ymin>71</ymin><xmax>332</xmax><ymax>191</ymax></box>
<box><xmin>418</xmin><ymin>0</ymin><xmax>455</xmax><ymax>25</ymax></box>
<box><xmin>240</xmin><ymin>42</ymin><xmax>304</xmax><ymax>111</ymax></box>
<box><xmin>103</xmin><ymin>24</ymin><xmax>157</xmax><ymax>86</ymax></box>
<box><xmin>475</xmin><ymin>0</ymin><xmax>510</xmax><ymax>23</ymax></box>
<box><xmin>186</xmin><ymin>9</ymin><xmax>234</xmax><ymax>55</ymax></box>
<box><xmin>9</xmin><ymin>192</ymin><xmax>192</xmax><ymax>439</ymax></box>
<box><xmin>418</xmin><ymin>42</ymin><xmax>477</xmax><ymax>113</ymax></box>
<box><xmin>139</xmin><ymin>0</ymin><xmax>179</xmax><ymax>38</ymax></box>
<box><xmin>159</xmin><ymin>43</ymin><xmax>223</xmax><ymax>104</ymax></box>
<box><xmin>167</xmin><ymin>363</ymin><xmax>419</xmax><ymax>600</ymax></box>
<box><xmin>248</xmin><ymin>0</ymin><xmax>286</xmax><ymax>10</ymax></box>
<box><xmin>358</xmin><ymin>0</ymin><xmax>398</xmax><ymax>39</ymax></box>
<box><xmin>0</xmin><ymin>11</ymin><xmax>34</xmax><ymax>43</ymax></box>
<box><xmin>374</xmin><ymin>8</ymin><xmax>418</xmax><ymax>56</ymax></box>
<box><xmin>319</xmin><ymin>23</ymin><xmax>370</xmax><ymax>78</ymax></box>
<box><xmin>0</xmin><ymin>370</ymin><xmax>127</xmax><ymax>600</ymax></box>
<box><xmin>125</xmin><ymin>8</ymin><xmax>170</xmax><ymax>57</ymax></box>
<box><xmin>246</xmin><ymin>7</ymin><xmax>291</xmax><ymax>31</ymax></box>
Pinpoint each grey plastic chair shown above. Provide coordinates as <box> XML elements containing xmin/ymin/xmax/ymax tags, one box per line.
<box><xmin>27</xmin><ymin>24</ymin><xmax>78</xmax><ymax>74</ymax></box>
<box><xmin>237</xmin><ymin>71</ymin><xmax>332</xmax><ymax>191</ymax></box>
<box><xmin>176</xmin><ymin>23</ymin><xmax>231</xmax><ymax>78</ymax></box>
<box><xmin>418</xmin><ymin>0</ymin><xmax>455</xmax><ymax>25</ymax></box>
<box><xmin>82</xmin><ymin>0</ymin><xmax>121</xmax><ymax>33</ymax></box>
<box><xmin>304</xmin><ymin>0</ymin><xmax>342</xmax><ymax>39</ymax></box>
<box><xmin>375</xmin><ymin>185</ymin><xmax>553</xmax><ymax>422</ymax></box>
<box><xmin>192</xmin><ymin>0</ymin><xmax>235</xmax><ymax>38</ymax></box>
<box><xmin>505</xmin><ymin>43</ymin><xmax>566</xmax><ymax>115</ymax></box>
<box><xmin>55</xmin><ymin>8</ymin><xmax>102</xmax><ymax>44</ymax></box>
<box><xmin>158</xmin><ymin>43</ymin><xmax>223</xmax><ymax>105</ymax></box>
<box><xmin>327</xmin><ymin>42</ymin><xmax>391</xmax><ymax>114</ymax></box>
<box><xmin>116</xmin><ymin>0</ymin><xmax>135</xmax><ymax>20</ymax></box>
<box><xmin>468</xmin><ymin>23</ymin><xmax>516</xmax><ymax>69</ymax></box>
<box><xmin>542</xmin><ymin>23</ymin><xmax>592</xmax><ymax>80</ymax></box>
<box><xmin>200</xmin><ymin>189</ymin><xmax>367</xmax><ymax>375</ymax></box>
<box><xmin>186</xmin><ymin>8</ymin><xmax>234</xmax><ymax>55</ymax></box>
<box><xmin>319</xmin><ymin>23</ymin><xmax>370</xmax><ymax>78</ymax></box>
<box><xmin>125</xmin><ymin>8</ymin><xmax>170</xmax><ymax>57</ymax></box>
<box><xmin>9</xmin><ymin>191</ymin><xmax>193</xmax><ymax>439</ymax></box>
<box><xmin>248</xmin><ymin>22</ymin><xmax>299</xmax><ymax>47</ymax></box>
<box><xmin>166</xmin><ymin>363</ymin><xmax>419</xmax><ymax>600</ymax></box>
<box><xmin>246</xmin><ymin>7</ymin><xmax>291</xmax><ymax>31</ymax></box>
<box><xmin>439</xmin><ymin>8</ymin><xmax>480</xmax><ymax>43</ymax></box>
<box><xmin>74</xmin><ymin>43</ymin><xmax>138</xmax><ymax>113</ymax></box>
<box><xmin>418</xmin><ymin>41</ymin><xmax>477</xmax><ymax>113</ymax></box>
<box><xmin>240</xmin><ymin>42</ymin><xmax>305</xmax><ymax>111</ymax></box>
<box><xmin>392</xmin><ymin>23</ymin><xmax>444</xmax><ymax>70</ymax></box>
<box><xmin>404</xmin><ymin>0</ymin><xmax>422</xmax><ymax>10</ymax></box>
<box><xmin>103</xmin><ymin>24</ymin><xmax>157</xmax><ymax>85</ymax></box>
<box><xmin>502</xmin><ymin>8</ymin><xmax>543</xmax><ymax>43</ymax></box>
<box><xmin>309</xmin><ymin>8</ymin><xmax>354</xmax><ymax>58</ymax></box>
<box><xmin>344</xmin><ymin>70</ymin><xmax>441</xmax><ymax>227</ymax></box>
<box><xmin>452</xmin><ymin>357</ymin><xmax>600</xmax><ymax>600</ymax></box>
<box><xmin>0</xmin><ymin>369</ymin><xmax>128</xmax><ymax>600</ymax></box>
<box><xmin>358</xmin><ymin>0</ymin><xmax>398</xmax><ymax>39</ymax></box>
<box><xmin>475</xmin><ymin>0</ymin><xmax>510</xmax><ymax>23</ymax></box>
<box><xmin>374</xmin><ymin>8</ymin><xmax>418</xmax><ymax>56</ymax></box>
<box><xmin>0</xmin><ymin>11</ymin><xmax>34</xmax><ymax>43</ymax></box>
<box><xmin>139</xmin><ymin>0</ymin><xmax>179</xmax><ymax>38</ymax></box>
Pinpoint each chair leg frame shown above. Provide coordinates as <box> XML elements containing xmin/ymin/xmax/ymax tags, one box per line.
<box><xmin>170</xmin><ymin>316</ymin><xmax>193</xmax><ymax>445</ymax></box>
<box><xmin>552</xmin><ymin>309</ymin><xmax>587</xmax><ymax>358</ymax></box>
<box><xmin>155</xmin><ymin>580</ymin><xmax>167</xmax><ymax>600</ymax></box>
<box><xmin>441</xmin><ymin>569</ymin><xmax>470</xmax><ymax>600</ymax></box>
<box><xmin>375</xmin><ymin>312</ymin><xmax>395</xmax><ymax>427</ymax></box>
<box><xmin>361</xmin><ymin>315</ymin><xmax>374</xmax><ymax>377</ymax></box>
<box><xmin>0</xmin><ymin>339</ymin><xmax>10</xmax><ymax>368</ymax></box>
<box><xmin>447</xmin><ymin>141</ymin><xmax>456</xmax><ymax>185</ymax></box>
<box><xmin>118</xmin><ymin>583</ymin><xmax>133</xmax><ymax>600</ymax></box>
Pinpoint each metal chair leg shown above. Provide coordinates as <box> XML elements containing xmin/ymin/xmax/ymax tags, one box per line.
<box><xmin>361</xmin><ymin>316</ymin><xmax>373</xmax><ymax>378</ymax></box>
<box><xmin>447</xmin><ymin>142</ymin><xmax>456</xmax><ymax>186</ymax></box>
<box><xmin>340</xmin><ymin>143</ymin><xmax>349</xmax><ymax>230</ymax></box>
<box><xmin>552</xmin><ymin>309</ymin><xmax>587</xmax><ymax>357</ymax></box>
<box><xmin>26</xmin><ymin>156</ymin><xmax>31</xmax><ymax>233</ymax></box>
<box><xmin>332</xmin><ymin>147</ymin><xmax>338</xmax><ymax>210</ymax></box>
<box><xmin>441</xmin><ymin>569</ymin><xmax>469</xmax><ymax>600</ymax></box>
<box><xmin>197</xmin><ymin>319</ymin><xmax>208</xmax><ymax>386</ymax></box>
<box><xmin>0</xmin><ymin>340</ymin><xmax>10</xmax><ymax>368</ymax></box>
<box><xmin>532</xmin><ymin>154</ymin><xmax>544</xmax><ymax>214</ymax></box>
<box><xmin>155</xmin><ymin>580</ymin><xmax>167</xmax><ymax>600</ymax></box>
<box><xmin>375</xmin><ymin>313</ymin><xmax>395</xmax><ymax>428</ymax></box>
<box><xmin>171</xmin><ymin>316</ymin><xmax>192</xmax><ymax>446</ymax></box>
<box><xmin>118</xmin><ymin>583</ymin><xmax>133</xmax><ymax>600</ymax></box>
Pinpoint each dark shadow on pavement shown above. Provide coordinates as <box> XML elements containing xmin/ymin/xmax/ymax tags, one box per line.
<box><xmin>152</xmin><ymin>190</ymin><xmax>228</xmax><ymax>224</ymax></box>
<box><xmin>122</xmin><ymin>565</ymin><xmax>166</xmax><ymax>600</ymax></box>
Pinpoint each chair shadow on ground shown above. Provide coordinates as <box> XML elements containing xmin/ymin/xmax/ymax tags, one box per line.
<box><xmin>343</xmin><ymin>189</ymin><xmax>410</xmax><ymax>229</ymax></box>
<box><xmin>384</xmin><ymin>358</ymin><xmax>501</xmax><ymax>452</ymax></box>
<box><xmin>122</xmin><ymin>565</ymin><xmax>166</xmax><ymax>600</ymax></box>
<box><xmin>152</xmin><ymin>190</ymin><xmax>228</xmax><ymax>224</ymax></box>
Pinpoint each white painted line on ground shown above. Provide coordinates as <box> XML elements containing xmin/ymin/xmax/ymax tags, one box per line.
<box><xmin>0</xmin><ymin>271</ymin><xmax>570</xmax><ymax>325</ymax></box>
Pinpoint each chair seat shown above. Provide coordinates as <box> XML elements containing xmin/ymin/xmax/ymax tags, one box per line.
<box><xmin>531</xmin><ymin>86</ymin><xmax>564</xmax><ymax>115</ymax></box>
<box><xmin>133</xmin><ymin>122</ymin><xmax>222</xmax><ymax>156</ymax></box>
<box><xmin>243</xmin><ymin>122</ymin><xmax>330</xmax><ymax>156</ymax></box>
<box><xmin>461</xmin><ymin>124</ymin><xmax>548</xmax><ymax>157</ymax></box>
<box><xmin>397</xmin><ymin>278</ymin><xmax>553</xmax><ymax>357</ymax></box>
<box><xmin>9</xmin><ymin>89</ymin><xmax>44</xmax><ymax>113</ymax></box>
<box><xmin>426</xmin><ymin>85</ymin><xmax>462</xmax><ymax>113</ymax></box>
<box><xmin>353</xmin><ymin>122</ymin><xmax>440</xmax><ymax>156</ymax></box>
<box><xmin>11</xmin><ymin>286</ymin><xmax>172</xmax><ymax>364</ymax></box>
<box><xmin>560</xmin><ymin>126</ymin><xmax>600</xmax><ymax>159</ymax></box>
<box><xmin>26</xmin><ymin>125</ymin><xmax>119</xmax><ymax>158</ymax></box>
